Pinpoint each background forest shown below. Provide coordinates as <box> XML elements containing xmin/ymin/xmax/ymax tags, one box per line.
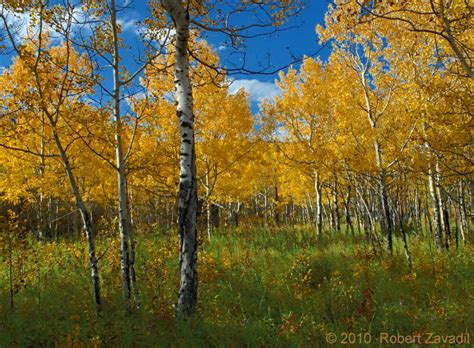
<box><xmin>0</xmin><ymin>0</ymin><xmax>472</xmax><ymax>346</ymax></box>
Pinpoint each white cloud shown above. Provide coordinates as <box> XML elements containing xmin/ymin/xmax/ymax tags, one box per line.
<box><xmin>69</xmin><ymin>8</ymin><xmax>137</xmax><ymax>36</ymax></box>
<box><xmin>228</xmin><ymin>79</ymin><xmax>279</xmax><ymax>103</ymax></box>
<box><xmin>117</xmin><ymin>17</ymin><xmax>137</xmax><ymax>33</ymax></box>
<box><xmin>0</xmin><ymin>6</ymin><xmax>81</xmax><ymax>43</ymax></box>
<box><xmin>0</xmin><ymin>7</ymin><xmax>31</xmax><ymax>40</ymax></box>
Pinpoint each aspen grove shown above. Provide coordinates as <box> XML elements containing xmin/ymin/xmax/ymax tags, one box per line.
<box><xmin>0</xmin><ymin>0</ymin><xmax>472</xmax><ymax>346</ymax></box>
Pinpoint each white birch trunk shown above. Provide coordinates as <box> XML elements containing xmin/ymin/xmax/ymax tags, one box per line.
<box><xmin>332</xmin><ymin>175</ymin><xmax>340</xmax><ymax>232</ymax></box>
<box><xmin>428</xmin><ymin>167</ymin><xmax>444</xmax><ymax>249</ymax></box>
<box><xmin>52</xmin><ymin>132</ymin><xmax>101</xmax><ymax>312</ymax></box>
<box><xmin>314</xmin><ymin>170</ymin><xmax>322</xmax><ymax>235</ymax></box>
<box><xmin>434</xmin><ymin>161</ymin><xmax>450</xmax><ymax>248</ymax></box>
<box><xmin>163</xmin><ymin>0</ymin><xmax>198</xmax><ymax>315</ymax></box>
<box><xmin>458</xmin><ymin>180</ymin><xmax>468</xmax><ymax>243</ymax></box>
<box><xmin>111</xmin><ymin>0</ymin><xmax>132</xmax><ymax>307</ymax></box>
<box><xmin>205</xmin><ymin>169</ymin><xmax>212</xmax><ymax>240</ymax></box>
<box><xmin>359</xmin><ymin>61</ymin><xmax>393</xmax><ymax>253</ymax></box>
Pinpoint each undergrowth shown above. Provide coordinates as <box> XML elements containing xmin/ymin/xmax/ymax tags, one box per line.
<box><xmin>1</xmin><ymin>226</ymin><xmax>472</xmax><ymax>347</ymax></box>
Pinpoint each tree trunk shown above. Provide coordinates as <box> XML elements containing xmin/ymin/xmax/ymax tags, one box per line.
<box><xmin>111</xmin><ymin>0</ymin><xmax>132</xmax><ymax>308</ymax></box>
<box><xmin>129</xmin><ymin>190</ymin><xmax>138</xmax><ymax>303</ymax></box>
<box><xmin>344</xmin><ymin>185</ymin><xmax>354</xmax><ymax>236</ymax></box>
<box><xmin>205</xmin><ymin>171</ymin><xmax>212</xmax><ymax>240</ymax></box>
<box><xmin>458</xmin><ymin>180</ymin><xmax>468</xmax><ymax>243</ymax></box>
<box><xmin>355</xmin><ymin>200</ymin><xmax>362</xmax><ymax>235</ymax></box>
<box><xmin>414</xmin><ymin>185</ymin><xmax>422</xmax><ymax>230</ymax></box>
<box><xmin>378</xmin><ymin>170</ymin><xmax>393</xmax><ymax>253</ymax></box>
<box><xmin>37</xmin><ymin>123</ymin><xmax>46</xmax><ymax>241</ymax></box>
<box><xmin>210</xmin><ymin>204</ymin><xmax>219</xmax><ymax>229</ymax></box>
<box><xmin>399</xmin><ymin>212</ymin><xmax>412</xmax><ymax>271</ymax></box>
<box><xmin>164</xmin><ymin>0</ymin><xmax>198</xmax><ymax>316</ymax></box>
<box><xmin>428</xmin><ymin>168</ymin><xmax>444</xmax><ymax>250</ymax></box>
<box><xmin>53</xmin><ymin>132</ymin><xmax>101</xmax><ymax>313</ymax></box>
<box><xmin>264</xmin><ymin>189</ymin><xmax>268</xmax><ymax>225</ymax></box>
<box><xmin>434</xmin><ymin>162</ymin><xmax>449</xmax><ymax>249</ymax></box>
<box><xmin>274</xmin><ymin>184</ymin><xmax>280</xmax><ymax>226</ymax></box>
<box><xmin>314</xmin><ymin>170</ymin><xmax>322</xmax><ymax>235</ymax></box>
<box><xmin>332</xmin><ymin>176</ymin><xmax>340</xmax><ymax>232</ymax></box>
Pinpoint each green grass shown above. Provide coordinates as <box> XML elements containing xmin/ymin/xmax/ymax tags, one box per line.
<box><xmin>1</xmin><ymin>226</ymin><xmax>473</xmax><ymax>347</ymax></box>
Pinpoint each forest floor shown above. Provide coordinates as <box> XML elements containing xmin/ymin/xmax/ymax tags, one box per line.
<box><xmin>1</xmin><ymin>227</ymin><xmax>473</xmax><ymax>347</ymax></box>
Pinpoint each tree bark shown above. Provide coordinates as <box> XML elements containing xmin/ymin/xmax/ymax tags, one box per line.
<box><xmin>53</xmin><ymin>132</ymin><xmax>101</xmax><ymax>312</ymax></box>
<box><xmin>332</xmin><ymin>175</ymin><xmax>340</xmax><ymax>232</ymax></box>
<box><xmin>428</xmin><ymin>167</ymin><xmax>444</xmax><ymax>250</ymax></box>
<box><xmin>458</xmin><ymin>180</ymin><xmax>468</xmax><ymax>243</ymax></box>
<box><xmin>274</xmin><ymin>184</ymin><xmax>280</xmax><ymax>226</ymax></box>
<box><xmin>314</xmin><ymin>170</ymin><xmax>322</xmax><ymax>235</ymax></box>
<box><xmin>111</xmin><ymin>0</ymin><xmax>132</xmax><ymax>308</ymax></box>
<box><xmin>163</xmin><ymin>0</ymin><xmax>198</xmax><ymax>316</ymax></box>
<box><xmin>344</xmin><ymin>185</ymin><xmax>354</xmax><ymax>236</ymax></box>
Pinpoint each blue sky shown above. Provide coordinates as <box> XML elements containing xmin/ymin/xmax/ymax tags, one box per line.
<box><xmin>1</xmin><ymin>0</ymin><xmax>332</xmax><ymax>112</ymax></box>
<box><xmin>221</xmin><ymin>0</ymin><xmax>331</xmax><ymax>110</ymax></box>
<box><xmin>118</xmin><ymin>0</ymin><xmax>332</xmax><ymax>110</ymax></box>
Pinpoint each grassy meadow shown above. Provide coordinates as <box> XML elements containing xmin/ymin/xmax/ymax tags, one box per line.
<box><xmin>1</xmin><ymin>227</ymin><xmax>473</xmax><ymax>347</ymax></box>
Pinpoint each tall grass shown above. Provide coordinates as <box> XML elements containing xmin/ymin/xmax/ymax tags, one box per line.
<box><xmin>1</xmin><ymin>226</ymin><xmax>473</xmax><ymax>346</ymax></box>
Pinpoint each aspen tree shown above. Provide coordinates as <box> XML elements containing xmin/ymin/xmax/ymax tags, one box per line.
<box><xmin>0</xmin><ymin>9</ymin><xmax>102</xmax><ymax>311</ymax></box>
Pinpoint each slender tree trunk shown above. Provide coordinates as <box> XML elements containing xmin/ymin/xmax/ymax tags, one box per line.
<box><xmin>274</xmin><ymin>184</ymin><xmax>280</xmax><ymax>226</ymax></box>
<box><xmin>434</xmin><ymin>163</ymin><xmax>449</xmax><ymax>249</ymax></box>
<box><xmin>110</xmin><ymin>0</ymin><xmax>132</xmax><ymax>309</ymax></box>
<box><xmin>53</xmin><ymin>132</ymin><xmax>101</xmax><ymax>312</ymax></box>
<box><xmin>438</xmin><ymin>1</ymin><xmax>474</xmax><ymax>78</ymax></box>
<box><xmin>428</xmin><ymin>167</ymin><xmax>444</xmax><ymax>250</ymax></box>
<box><xmin>234</xmin><ymin>202</ymin><xmax>241</xmax><ymax>227</ymax></box>
<box><xmin>378</xmin><ymin>170</ymin><xmax>392</xmax><ymax>254</ymax></box>
<box><xmin>454</xmin><ymin>209</ymin><xmax>460</xmax><ymax>250</ymax></box>
<box><xmin>164</xmin><ymin>0</ymin><xmax>198</xmax><ymax>315</ymax></box>
<box><xmin>264</xmin><ymin>189</ymin><xmax>268</xmax><ymax>225</ymax></box>
<box><xmin>356</xmin><ymin>183</ymin><xmax>371</xmax><ymax>241</ymax></box>
<box><xmin>207</xmin><ymin>199</ymin><xmax>212</xmax><ymax>240</ymax></box>
<box><xmin>333</xmin><ymin>175</ymin><xmax>340</xmax><ymax>232</ymax></box>
<box><xmin>414</xmin><ymin>185</ymin><xmax>422</xmax><ymax>230</ymax></box>
<box><xmin>458</xmin><ymin>180</ymin><xmax>468</xmax><ymax>243</ymax></box>
<box><xmin>399</xmin><ymin>213</ymin><xmax>412</xmax><ymax>271</ymax></box>
<box><xmin>469</xmin><ymin>180</ymin><xmax>474</xmax><ymax>226</ymax></box>
<box><xmin>307</xmin><ymin>194</ymin><xmax>314</xmax><ymax>224</ymax></box>
<box><xmin>315</xmin><ymin>170</ymin><xmax>322</xmax><ymax>235</ymax></box>
<box><xmin>37</xmin><ymin>122</ymin><xmax>45</xmax><ymax>241</ymax></box>
<box><xmin>205</xmin><ymin>170</ymin><xmax>212</xmax><ymax>240</ymax></box>
<box><xmin>254</xmin><ymin>194</ymin><xmax>259</xmax><ymax>219</ymax></box>
<box><xmin>344</xmin><ymin>185</ymin><xmax>354</xmax><ymax>236</ymax></box>
<box><xmin>129</xmin><ymin>190</ymin><xmax>138</xmax><ymax>303</ymax></box>
<box><xmin>355</xmin><ymin>200</ymin><xmax>362</xmax><ymax>235</ymax></box>
<box><xmin>54</xmin><ymin>200</ymin><xmax>59</xmax><ymax>239</ymax></box>
<box><xmin>359</xmin><ymin>62</ymin><xmax>392</xmax><ymax>253</ymax></box>
<box><xmin>211</xmin><ymin>204</ymin><xmax>219</xmax><ymax>229</ymax></box>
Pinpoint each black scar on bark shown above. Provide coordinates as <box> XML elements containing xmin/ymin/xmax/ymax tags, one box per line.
<box><xmin>181</xmin><ymin>121</ymin><xmax>192</xmax><ymax>128</ymax></box>
<box><xmin>180</xmin><ymin>152</ymin><xmax>190</xmax><ymax>157</ymax></box>
<box><xmin>177</xmin><ymin>110</ymin><xmax>184</xmax><ymax>118</ymax></box>
<box><xmin>183</xmin><ymin>139</ymin><xmax>191</xmax><ymax>144</ymax></box>
<box><xmin>182</xmin><ymin>133</ymin><xmax>188</xmax><ymax>137</ymax></box>
<box><xmin>180</xmin><ymin>174</ymin><xmax>188</xmax><ymax>179</ymax></box>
